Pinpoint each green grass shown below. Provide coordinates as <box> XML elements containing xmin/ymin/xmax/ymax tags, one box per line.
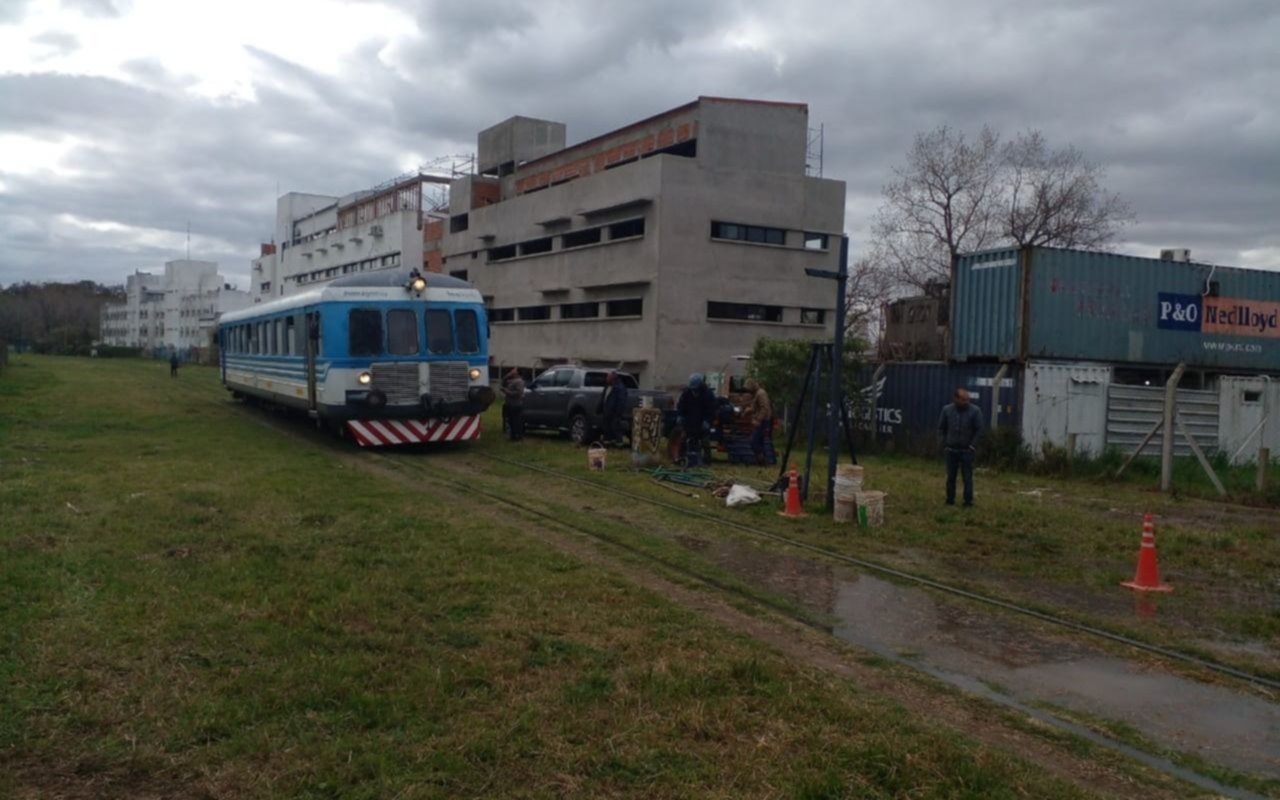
<box><xmin>463</xmin><ymin>402</ymin><xmax>1280</xmax><ymax>678</ymax></box>
<box><xmin>0</xmin><ymin>355</ymin><xmax>1111</xmax><ymax>799</ymax></box>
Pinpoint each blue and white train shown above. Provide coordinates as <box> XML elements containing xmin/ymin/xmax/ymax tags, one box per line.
<box><xmin>217</xmin><ymin>268</ymin><xmax>495</xmax><ymax>446</ymax></box>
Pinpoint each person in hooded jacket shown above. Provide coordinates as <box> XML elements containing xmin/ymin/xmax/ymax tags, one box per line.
<box><xmin>676</xmin><ymin>373</ymin><xmax>717</xmax><ymax>467</ymax></box>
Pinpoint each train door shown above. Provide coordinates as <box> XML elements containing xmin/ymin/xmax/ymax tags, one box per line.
<box><xmin>305</xmin><ymin>310</ymin><xmax>320</xmax><ymax>419</ymax></box>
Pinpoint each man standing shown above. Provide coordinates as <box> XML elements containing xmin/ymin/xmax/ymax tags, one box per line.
<box><xmin>601</xmin><ymin>371</ymin><xmax>628</xmax><ymax>446</ymax></box>
<box><xmin>169</xmin><ymin>352</ymin><xmax>179</xmax><ymax>378</ymax></box>
<box><xmin>676</xmin><ymin>373</ymin><xmax>717</xmax><ymax>467</ymax></box>
<box><xmin>938</xmin><ymin>388</ymin><xmax>984</xmax><ymax>506</ymax></box>
<box><xmin>503</xmin><ymin>368</ymin><xmax>525</xmax><ymax>442</ymax></box>
<box><xmin>744</xmin><ymin>378</ymin><xmax>773</xmax><ymax>465</ymax></box>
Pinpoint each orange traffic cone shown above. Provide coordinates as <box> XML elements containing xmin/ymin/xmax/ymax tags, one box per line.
<box><xmin>1121</xmin><ymin>513</ymin><xmax>1173</xmax><ymax>593</ymax></box>
<box><xmin>779</xmin><ymin>468</ymin><xmax>805</xmax><ymax>518</ymax></box>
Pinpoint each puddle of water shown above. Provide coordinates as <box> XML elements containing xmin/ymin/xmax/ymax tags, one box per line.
<box><xmin>675</xmin><ymin>534</ymin><xmax>1280</xmax><ymax>780</ymax></box>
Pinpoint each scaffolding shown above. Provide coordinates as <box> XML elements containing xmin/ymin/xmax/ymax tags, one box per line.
<box><xmin>806</xmin><ymin>124</ymin><xmax>824</xmax><ymax>178</ymax></box>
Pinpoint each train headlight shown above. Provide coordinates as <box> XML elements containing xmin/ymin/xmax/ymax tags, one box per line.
<box><xmin>358</xmin><ymin>371</ymin><xmax>372</xmax><ymax>385</ymax></box>
<box><xmin>410</xmin><ymin>277</ymin><xmax>427</xmax><ymax>292</ymax></box>
<box><xmin>469</xmin><ymin>367</ymin><xmax>482</xmax><ymax>381</ymax></box>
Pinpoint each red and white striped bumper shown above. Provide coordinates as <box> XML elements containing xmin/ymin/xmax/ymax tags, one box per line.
<box><xmin>346</xmin><ymin>416</ymin><xmax>481</xmax><ymax>447</ymax></box>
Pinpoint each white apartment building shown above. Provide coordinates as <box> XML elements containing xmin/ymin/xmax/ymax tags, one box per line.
<box><xmin>99</xmin><ymin>259</ymin><xmax>250</xmax><ymax>351</ymax></box>
<box><xmin>249</xmin><ymin>181</ymin><xmax>428</xmax><ymax>304</ymax></box>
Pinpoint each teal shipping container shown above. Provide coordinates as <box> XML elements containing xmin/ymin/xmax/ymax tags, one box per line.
<box><xmin>951</xmin><ymin>246</ymin><xmax>1280</xmax><ymax>373</ymax></box>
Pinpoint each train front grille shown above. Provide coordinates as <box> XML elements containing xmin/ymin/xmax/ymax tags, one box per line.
<box><xmin>428</xmin><ymin>362</ymin><xmax>470</xmax><ymax>404</ymax></box>
<box><xmin>371</xmin><ymin>362</ymin><xmax>421</xmax><ymax>405</ymax></box>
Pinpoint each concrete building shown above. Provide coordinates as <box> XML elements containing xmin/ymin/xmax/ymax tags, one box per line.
<box><xmin>427</xmin><ymin>97</ymin><xmax>846</xmax><ymax>388</ymax></box>
<box><xmin>258</xmin><ymin>97</ymin><xmax>846</xmax><ymax>388</ymax></box>
<box><xmin>250</xmin><ymin>179</ymin><xmax>430</xmax><ymax>303</ymax></box>
<box><xmin>99</xmin><ymin>260</ymin><xmax>250</xmax><ymax>352</ymax></box>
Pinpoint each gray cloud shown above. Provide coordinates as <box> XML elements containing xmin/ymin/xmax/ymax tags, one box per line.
<box><xmin>31</xmin><ymin>30</ymin><xmax>78</xmax><ymax>55</ymax></box>
<box><xmin>1</xmin><ymin>0</ymin><xmax>1278</xmax><ymax>288</ymax></box>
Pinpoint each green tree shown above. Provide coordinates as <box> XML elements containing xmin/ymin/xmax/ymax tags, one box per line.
<box><xmin>747</xmin><ymin>338</ymin><xmax>863</xmax><ymax>427</ymax></box>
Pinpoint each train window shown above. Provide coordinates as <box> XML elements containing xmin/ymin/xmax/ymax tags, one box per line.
<box><xmin>456</xmin><ymin>310</ymin><xmax>480</xmax><ymax>354</ymax></box>
<box><xmin>387</xmin><ymin>309</ymin><xmax>419</xmax><ymax>355</ymax></box>
<box><xmin>425</xmin><ymin>309</ymin><xmax>454</xmax><ymax>354</ymax></box>
<box><xmin>253</xmin><ymin>322</ymin><xmax>261</xmax><ymax>354</ymax></box>
<box><xmin>270</xmin><ymin>319</ymin><xmax>279</xmax><ymax>355</ymax></box>
<box><xmin>349</xmin><ymin>309</ymin><xmax>383</xmax><ymax>356</ymax></box>
<box><xmin>284</xmin><ymin>317</ymin><xmax>295</xmax><ymax>356</ymax></box>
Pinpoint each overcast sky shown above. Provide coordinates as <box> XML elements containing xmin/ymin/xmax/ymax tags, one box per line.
<box><xmin>1</xmin><ymin>0</ymin><xmax>1277</xmax><ymax>289</ymax></box>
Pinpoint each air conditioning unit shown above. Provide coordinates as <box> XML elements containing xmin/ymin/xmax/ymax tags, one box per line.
<box><xmin>1160</xmin><ymin>248</ymin><xmax>1191</xmax><ymax>262</ymax></box>
<box><xmin>369</xmin><ymin>224</ymin><xmax>384</xmax><ymax>237</ymax></box>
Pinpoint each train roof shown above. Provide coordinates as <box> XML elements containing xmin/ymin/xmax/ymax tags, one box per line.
<box><xmin>220</xmin><ymin>269</ymin><xmax>482</xmax><ymax>325</ymax></box>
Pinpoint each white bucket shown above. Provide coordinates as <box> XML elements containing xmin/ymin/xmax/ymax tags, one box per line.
<box><xmin>834</xmin><ymin>464</ymin><xmax>864</xmax><ymax>498</ymax></box>
<box><xmin>588</xmin><ymin>445</ymin><xmax>607</xmax><ymax>471</ymax></box>
<box><xmin>855</xmin><ymin>490</ymin><xmax>885</xmax><ymax>527</ymax></box>
<box><xmin>833</xmin><ymin>495</ymin><xmax>857</xmax><ymax>523</ymax></box>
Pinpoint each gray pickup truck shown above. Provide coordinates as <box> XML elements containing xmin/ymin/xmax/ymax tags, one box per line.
<box><xmin>521</xmin><ymin>366</ymin><xmax>672</xmax><ymax>444</ymax></box>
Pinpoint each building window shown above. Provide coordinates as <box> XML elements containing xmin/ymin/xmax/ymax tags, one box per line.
<box><xmin>520</xmin><ymin>237</ymin><xmax>553</xmax><ymax>256</ymax></box>
<box><xmin>606</xmin><ymin>298</ymin><xmax>643</xmax><ymax>318</ymax></box>
<box><xmin>349</xmin><ymin>309</ymin><xmax>383</xmax><ymax>356</ymax></box>
<box><xmin>708</xmin><ymin>301</ymin><xmax>783</xmax><ymax>322</ymax></box>
<box><xmin>560</xmin><ymin>301</ymin><xmax>599</xmax><ymax>320</ymax></box>
<box><xmin>489</xmin><ymin>244</ymin><xmax>517</xmax><ymax>262</ymax></box>
<box><xmin>456</xmin><ymin>310</ymin><xmax>481</xmax><ymax>354</ymax></box>
<box><xmin>425</xmin><ymin>309</ymin><xmax>454</xmax><ymax>354</ymax></box>
<box><xmin>803</xmin><ymin>232</ymin><xmax>829</xmax><ymax>251</ymax></box>
<box><xmin>260</xmin><ymin>281</ymin><xmax>271</xmax><ymax>292</ymax></box>
<box><xmin>517</xmin><ymin>305</ymin><xmax>552</xmax><ymax>322</ymax></box>
<box><xmin>562</xmin><ymin>227</ymin><xmax>603</xmax><ymax>249</ymax></box>
<box><xmin>388</xmin><ymin>309</ymin><xmax>420</xmax><ymax>355</ymax></box>
<box><xmin>449</xmin><ymin>213</ymin><xmax>469</xmax><ymax>233</ymax></box>
<box><xmin>491</xmin><ymin>307</ymin><xmax>515</xmax><ymax>323</ymax></box>
<box><xmin>800</xmin><ymin>308</ymin><xmax>826</xmax><ymax>325</ymax></box>
<box><xmin>608</xmin><ymin>218</ymin><xmax>645</xmax><ymax>240</ymax></box>
<box><xmin>711</xmin><ymin>221</ymin><xmax>786</xmax><ymax>246</ymax></box>
<box><xmin>450</xmin><ymin>270</ymin><xmax>469</xmax><ymax>281</ymax></box>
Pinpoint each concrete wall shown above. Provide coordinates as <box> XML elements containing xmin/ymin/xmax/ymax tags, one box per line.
<box><xmin>478</xmin><ymin>116</ymin><xmax>567</xmax><ymax>175</ymax></box>
<box><xmin>697</xmin><ymin>99</ymin><xmax>808</xmax><ymax>175</ymax></box>
<box><xmin>652</xmin><ymin>156</ymin><xmax>844</xmax><ymax>388</ymax></box>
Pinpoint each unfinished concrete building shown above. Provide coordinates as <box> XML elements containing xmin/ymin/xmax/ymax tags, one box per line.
<box><xmin>425</xmin><ymin>97</ymin><xmax>847</xmax><ymax>388</ymax></box>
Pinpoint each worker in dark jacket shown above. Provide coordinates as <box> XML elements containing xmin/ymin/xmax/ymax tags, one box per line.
<box><xmin>503</xmin><ymin>368</ymin><xmax>525</xmax><ymax>442</ymax></box>
<box><xmin>169</xmin><ymin>352</ymin><xmax>179</xmax><ymax>378</ymax></box>
<box><xmin>601</xmin><ymin>371</ymin><xmax>628</xmax><ymax>446</ymax></box>
<box><xmin>937</xmin><ymin>387</ymin><xmax>984</xmax><ymax>506</ymax></box>
<box><xmin>676</xmin><ymin>373</ymin><xmax>717</xmax><ymax>467</ymax></box>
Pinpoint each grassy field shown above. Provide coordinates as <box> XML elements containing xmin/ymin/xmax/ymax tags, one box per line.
<box><xmin>454</xmin><ymin>394</ymin><xmax>1279</xmax><ymax>679</ymax></box>
<box><xmin>0</xmin><ymin>355</ymin><xmax>1148</xmax><ymax>799</ymax></box>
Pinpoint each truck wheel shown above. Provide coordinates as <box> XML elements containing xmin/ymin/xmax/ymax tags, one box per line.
<box><xmin>569</xmin><ymin>413</ymin><xmax>590</xmax><ymax>445</ymax></box>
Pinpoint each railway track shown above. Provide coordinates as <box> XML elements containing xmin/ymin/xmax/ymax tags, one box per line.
<box><xmin>192</xmin><ymin>385</ymin><xmax>1276</xmax><ymax>799</ymax></box>
<box><xmin>360</xmin><ymin>445</ymin><xmax>1273</xmax><ymax>800</ymax></box>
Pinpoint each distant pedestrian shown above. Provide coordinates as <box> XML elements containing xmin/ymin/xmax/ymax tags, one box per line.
<box><xmin>745</xmin><ymin>378</ymin><xmax>773</xmax><ymax>465</ymax></box>
<box><xmin>502</xmin><ymin>368</ymin><xmax>525</xmax><ymax>442</ymax></box>
<box><xmin>601</xmin><ymin>371</ymin><xmax>628</xmax><ymax>446</ymax></box>
<box><xmin>676</xmin><ymin>373</ymin><xmax>717</xmax><ymax>467</ymax></box>
<box><xmin>169</xmin><ymin>353</ymin><xmax>179</xmax><ymax>378</ymax></box>
<box><xmin>938</xmin><ymin>387</ymin><xmax>984</xmax><ymax>506</ymax></box>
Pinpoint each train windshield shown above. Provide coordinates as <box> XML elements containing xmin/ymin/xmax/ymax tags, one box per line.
<box><xmin>455</xmin><ymin>309</ymin><xmax>480</xmax><ymax>354</ymax></box>
<box><xmin>387</xmin><ymin>309</ymin><xmax>419</xmax><ymax>355</ymax></box>
<box><xmin>425</xmin><ymin>309</ymin><xmax>454</xmax><ymax>355</ymax></box>
<box><xmin>349</xmin><ymin>309</ymin><xmax>382</xmax><ymax>356</ymax></box>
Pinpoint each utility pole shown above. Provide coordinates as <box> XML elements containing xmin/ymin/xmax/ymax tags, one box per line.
<box><xmin>806</xmin><ymin>234</ymin><xmax>851</xmax><ymax>511</ymax></box>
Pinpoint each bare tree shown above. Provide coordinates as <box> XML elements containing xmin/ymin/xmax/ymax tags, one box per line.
<box><xmin>843</xmin><ymin>255</ymin><xmax>896</xmax><ymax>345</ymax></box>
<box><xmin>1001</xmin><ymin>131</ymin><xmax>1135</xmax><ymax>248</ymax></box>
<box><xmin>871</xmin><ymin>125</ymin><xmax>1134</xmax><ymax>294</ymax></box>
<box><xmin>872</xmin><ymin>125</ymin><xmax>1001</xmax><ymax>290</ymax></box>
